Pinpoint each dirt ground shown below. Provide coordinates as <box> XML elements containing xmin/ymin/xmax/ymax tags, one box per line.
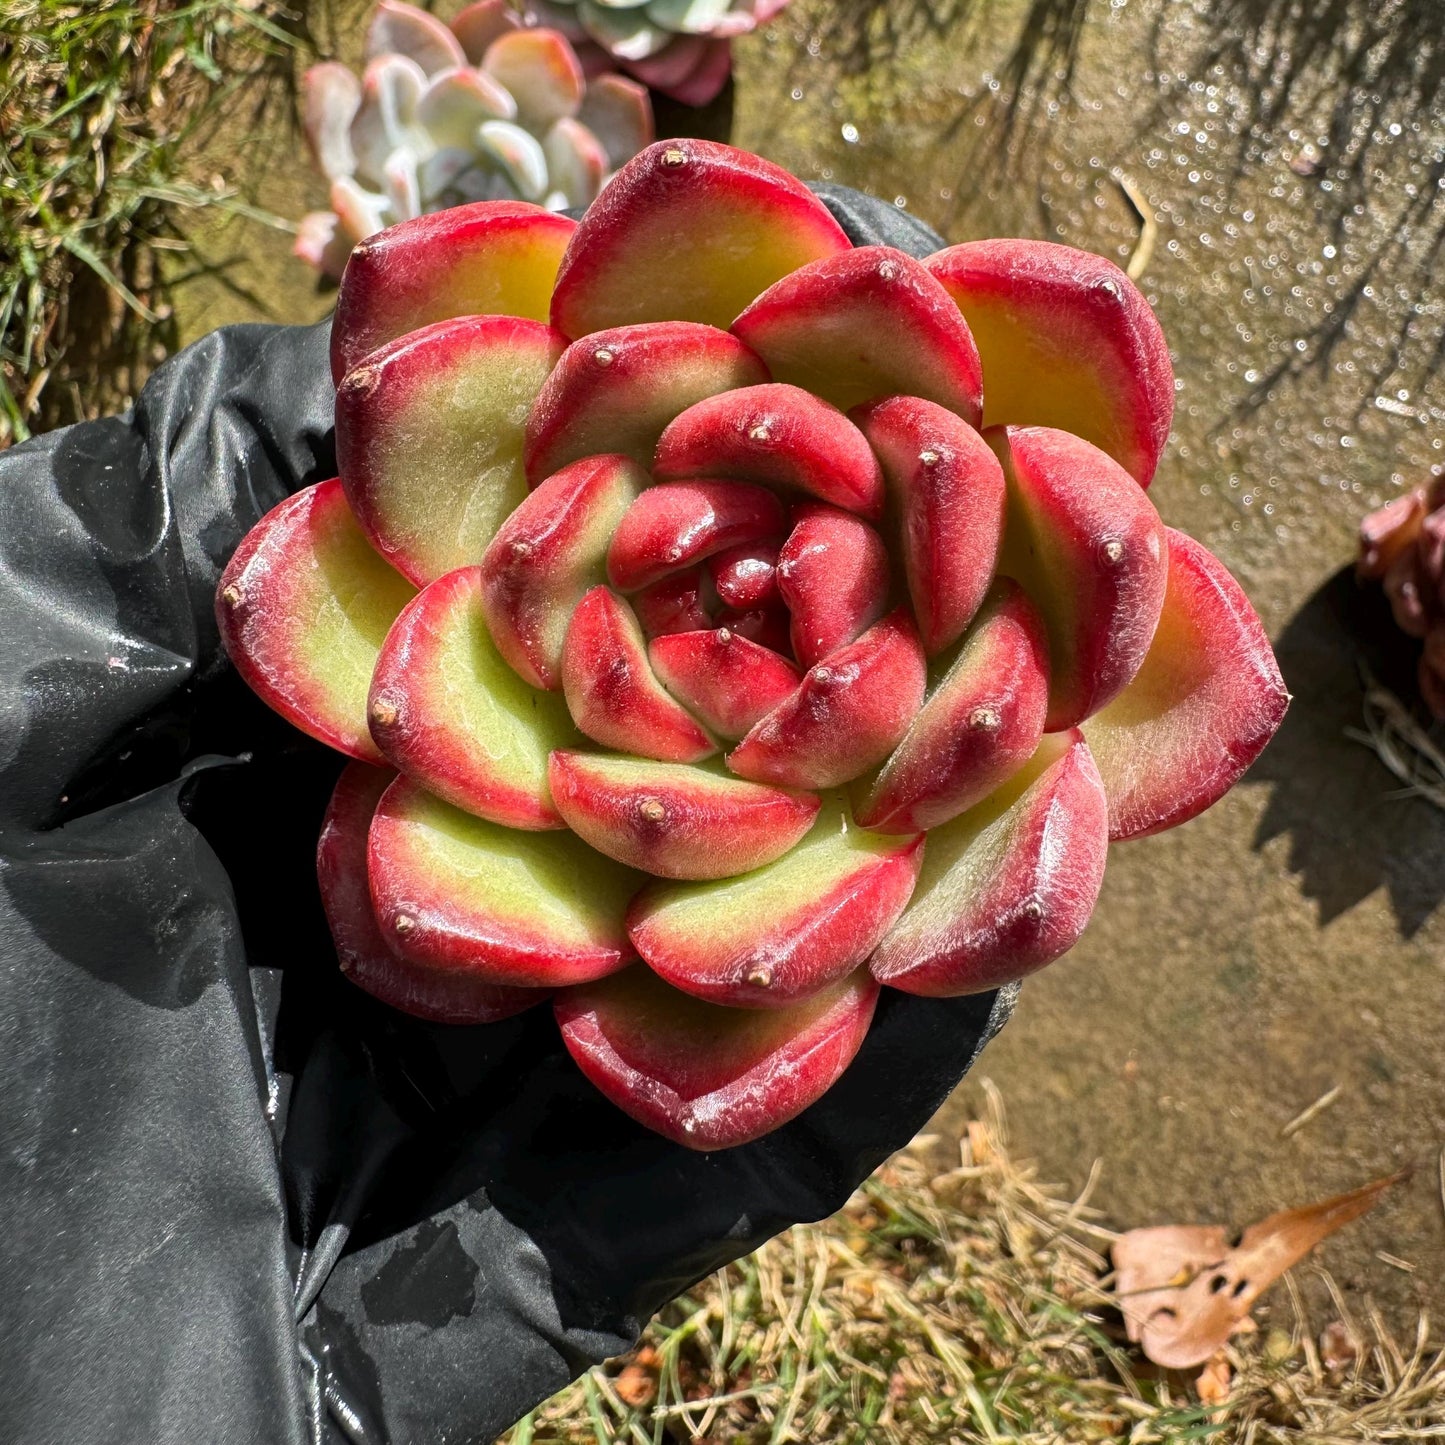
<box><xmin>174</xmin><ymin>0</ymin><xmax>1445</xmax><ymax>1329</ymax></box>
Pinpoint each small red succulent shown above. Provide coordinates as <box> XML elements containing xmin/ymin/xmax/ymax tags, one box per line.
<box><xmin>1357</xmin><ymin>471</ymin><xmax>1445</xmax><ymax>716</ymax></box>
<box><xmin>218</xmin><ymin>140</ymin><xmax>1287</xmax><ymax>1150</ymax></box>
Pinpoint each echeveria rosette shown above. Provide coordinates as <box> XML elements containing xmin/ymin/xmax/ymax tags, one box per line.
<box><xmin>220</xmin><ymin>139</ymin><xmax>1288</xmax><ymax>1151</ymax></box>
<box><xmin>521</xmin><ymin>0</ymin><xmax>791</xmax><ymax>106</ymax></box>
<box><xmin>297</xmin><ymin>0</ymin><xmax>653</xmax><ymax>278</ymax></box>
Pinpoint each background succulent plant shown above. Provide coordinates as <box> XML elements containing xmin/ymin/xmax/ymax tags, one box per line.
<box><xmin>297</xmin><ymin>0</ymin><xmax>652</xmax><ymax>278</ymax></box>
<box><xmin>1358</xmin><ymin>471</ymin><xmax>1445</xmax><ymax>716</ymax></box>
<box><xmin>521</xmin><ymin>0</ymin><xmax>792</xmax><ymax>105</ymax></box>
<box><xmin>223</xmin><ymin>140</ymin><xmax>1287</xmax><ymax>1151</ymax></box>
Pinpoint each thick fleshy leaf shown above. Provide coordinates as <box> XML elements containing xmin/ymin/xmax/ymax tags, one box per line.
<box><xmin>318</xmin><ymin>762</ymin><xmax>549</xmax><ymax>1022</ymax></box>
<box><xmin>367</xmin><ymin>0</ymin><xmax>468</xmax><ymax>73</ymax></box>
<box><xmin>654</xmin><ymin>383</ymin><xmax>885</xmax><ymax>520</ymax></box>
<box><xmin>607</xmin><ymin>480</ymin><xmax>786</xmax><ymax>592</ymax></box>
<box><xmin>870</xmin><ymin>730</ymin><xmax>1108</xmax><ymax>996</ymax></box>
<box><xmin>775</xmin><ymin>503</ymin><xmax>889</xmax><ymax>668</ymax></box>
<box><xmin>555</xmin><ymin>965</ymin><xmax>879</xmax><ymax>1150</ymax></box>
<box><xmin>549</xmin><ymin>138</ymin><xmax>850</xmax><ymax>338</ymax></box>
<box><xmin>543</xmin><ymin>116</ymin><xmax>609</xmax><ymax>209</ymax></box>
<box><xmin>649</xmin><ymin>627</ymin><xmax>801</xmax><ymax>738</ymax></box>
<box><xmin>368</xmin><ymin>776</ymin><xmax>641</xmax><ymax>987</ymax></box>
<box><xmin>855</xmin><ymin>581</ymin><xmax>1050</xmax><ymax>833</ymax></box>
<box><xmin>627</xmin><ymin>796</ymin><xmax>921</xmax><ymax>1006</ymax></box>
<box><xmin>647</xmin><ymin>0</ymin><xmax>735</xmax><ymax>33</ymax></box>
<box><xmin>524</xmin><ymin>321</ymin><xmax>769</xmax><ymax>483</ymax></box>
<box><xmin>927</xmin><ymin>239</ymin><xmax>1174</xmax><ymax>487</ymax></box>
<box><xmin>330</xmin><ymin>200</ymin><xmax>575</xmax><ymax>382</ymax></box>
<box><xmin>635</xmin><ymin>33</ymin><xmax>732</xmax><ymax>105</ymax></box>
<box><xmin>335</xmin><ymin>314</ymin><xmax>566</xmax><ymax>586</ymax></box>
<box><xmin>477</xmin><ymin>120</ymin><xmax>550</xmax><ymax>202</ymax></box>
<box><xmin>993</xmin><ymin>425</ymin><xmax>1168</xmax><ymax>730</ymax></box>
<box><xmin>295</xmin><ymin>211</ymin><xmax>352</xmax><ymax>281</ymax></box>
<box><xmin>368</xmin><ymin>567</ymin><xmax>582</xmax><ymax>829</ymax></box>
<box><xmin>577</xmin><ymin>1</ymin><xmax>672</xmax><ymax>61</ymax></box>
<box><xmin>577</xmin><ymin>72</ymin><xmax>654</xmax><ymax>170</ymax></box>
<box><xmin>1081</xmin><ymin>528</ymin><xmax>1288</xmax><ymax>840</ymax></box>
<box><xmin>618</xmin><ymin>30</ymin><xmax>706</xmax><ymax>87</ymax></box>
<box><xmin>708</xmin><ymin>541</ymin><xmax>779</xmax><ymax>610</ymax></box>
<box><xmin>302</xmin><ymin>62</ymin><xmax>361</xmax><ymax>179</ymax></box>
<box><xmin>633</xmin><ymin>569</ymin><xmax>711</xmax><ymax>636</ymax></box>
<box><xmin>479</xmin><ymin>454</ymin><xmax>646</xmax><ymax>690</ymax></box>
<box><xmin>562</xmin><ymin>587</ymin><xmax>717</xmax><ymax>761</ymax></box>
<box><xmin>416</xmin><ymin>67</ymin><xmax>516</xmax><ymax>149</ymax></box>
<box><xmin>728</xmin><ymin>609</ymin><xmax>927</xmax><ymax>789</ymax></box>
<box><xmin>330</xmin><ymin>176</ymin><xmax>391</xmax><ymax>245</ymax></box>
<box><xmin>215</xmin><ymin>480</ymin><xmax>415</xmax><ymax>763</ymax></box>
<box><xmin>855</xmin><ymin>394</ymin><xmax>1006</xmax><ymax>655</ymax></box>
<box><xmin>549</xmin><ymin>751</ymin><xmax>819</xmax><ymax>878</ymax></box>
<box><xmin>349</xmin><ymin>55</ymin><xmax>428</xmax><ymax>188</ymax></box>
<box><xmin>451</xmin><ymin>0</ymin><xmax>521</xmax><ymax>63</ymax></box>
<box><xmin>732</xmin><ymin>246</ymin><xmax>983</xmax><ymax>421</ymax></box>
<box><xmin>483</xmin><ymin>28</ymin><xmax>585</xmax><ymax>129</ymax></box>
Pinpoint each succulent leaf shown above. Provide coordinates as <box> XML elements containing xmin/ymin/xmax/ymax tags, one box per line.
<box><xmin>555</xmin><ymin>965</ymin><xmax>878</xmax><ymax>1149</ymax></box>
<box><xmin>1081</xmin><ymin>528</ymin><xmax>1289</xmax><ymax>840</ymax></box>
<box><xmin>319</xmin><ymin>762</ymin><xmax>551</xmax><ymax>1022</ymax></box>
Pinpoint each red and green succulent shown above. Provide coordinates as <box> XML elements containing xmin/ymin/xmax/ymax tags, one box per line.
<box><xmin>219</xmin><ymin>139</ymin><xmax>1288</xmax><ymax>1150</ymax></box>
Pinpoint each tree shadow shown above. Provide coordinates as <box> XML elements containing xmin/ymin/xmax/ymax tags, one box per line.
<box><xmin>1250</xmin><ymin>565</ymin><xmax>1445</xmax><ymax>935</ymax></box>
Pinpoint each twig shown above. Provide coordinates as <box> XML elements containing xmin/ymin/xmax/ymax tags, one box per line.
<box><xmin>1281</xmin><ymin>1084</ymin><xmax>1343</xmax><ymax>1138</ymax></box>
<box><xmin>1112</xmin><ymin>168</ymin><xmax>1158</xmax><ymax>281</ymax></box>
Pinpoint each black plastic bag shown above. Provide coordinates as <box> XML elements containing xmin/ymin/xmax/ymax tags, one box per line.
<box><xmin>0</xmin><ymin>189</ymin><xmax>1014</xmax><ymax>1445</ymax></box>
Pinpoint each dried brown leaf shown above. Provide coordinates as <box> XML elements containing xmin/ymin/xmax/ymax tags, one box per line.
<box><xmin>1112</xmin><ymin>1170</ymin><xmax>1407</xmax><ymax>1370</ymax></box>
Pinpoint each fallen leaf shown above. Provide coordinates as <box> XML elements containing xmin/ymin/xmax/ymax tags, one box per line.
<box><xmin>1320</xmin><ymin>1319</ymin><xmax>1359</xmax><ymax>1372</ymax></box>
<box><xmin>614</xmin><ymin>1364</ymin><xmax>656</xmax><ymax>1408</ymax></box>
<box><xmin>1196</xmin><ymin>1352</ymin><xmax>1232</xmax><ymax>1405</ymax></box>
<box><xmin>1111</xmin><ymin>1170</ymin><xmax>1407</xmax><ymax>1370</ymax></box>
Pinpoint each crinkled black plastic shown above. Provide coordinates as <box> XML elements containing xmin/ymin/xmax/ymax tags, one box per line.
<box><xmin>0</xmin><ymin>189</ymin><xmax>1014</xmax><ymax>1445</ymax></box>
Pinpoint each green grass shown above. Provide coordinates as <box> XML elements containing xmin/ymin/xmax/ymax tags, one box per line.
<box><xmin>0</xmin><ymin>0</ymin><xmax>296</xmax><ymax>444</ymax></box>
<box><xmin>504</xmin><ymin>1086</ymin><xmax>1445</xmax><ymax>1443</ymax></box>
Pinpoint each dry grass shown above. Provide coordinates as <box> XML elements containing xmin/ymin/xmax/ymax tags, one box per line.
<box><xmin>504</xmin><ymin>1085</ymin><xmax>1445</xmax><ymax>1444</ymax></box>
<box><xmin>0</xmin><ymin>0</ymin><xmax>295</xmax><ymax>445</ymax></box>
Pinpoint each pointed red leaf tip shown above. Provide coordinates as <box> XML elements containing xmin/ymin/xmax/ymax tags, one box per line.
<box><xmin>524</xmin><ymin>322</ymin><xmax>770</xmax><ymax>484</ymax></box>
<box><xmin>926</xmin><ymin>238</ymin><xmax>1174</xmax><ymax>486</ymax></box>
<box><xmin>330</xmin><ymin>201</ymin><xmax>575</xmax><ymax>382</ymax></box>
<box><xmin>548</xmin><ymin>751</ymin><xmax>819</xmax><ymax>879</ymax></box>
<box><xmin>479</xmin><ymin>454</ymin><xmax>646</xmax><ymax>690</ymax></box>
<box><xmin>555</xmin><ymin>965</ymin><xmax>879</xmax><ymax>1150</ymax></box>
<box><xmin>856</xmin><ymin>581</ymin><xmax>1050</xmax><ymax>834</ymax></box>
<box><xmin>367</xmin><ymin>775</ymin><xmax>643</xmax><ymax>987</ymax></box>
<box><xmin>776</xmin><ymin>504</ymin><xmax>890</xmax><ymax>668</ymax></box>
<box><xmin>562</xmin><ymin>587</ymin><xmax>717</xmax><ymax>762</ymax></box>
<box><xmin>870</xmin><ymin>730</ymin><xmax>1108</xmax><ymax>996</ymax></box>
<box><xmin>654</xmin><ymin>383</ymin><xmax>886</xmax><ymax>520</ymax></box>
<box><xmin>650</xmin><ymin>628</ymin><xmax>802</xmax><ymax>739</ymax></box>
<box><xmin>633</xmin><ymin>569</ymin><xmax>711</xmax><ymax>637</ymax></box>
<box><xmin>318</xmin><ymin>762</ymin><xmax>549</xmax><ymax>1023</ymax></box>
<box><xmin>607</xmin><ymin>480</ymin><xmax>786</xmax><ymax>593</ymax></box>
<box><xmin>368</xmin><ymin>567</ymin><xmax>583</xmax><ymax>829</ymax></box>
<box><xmin>1082</xmin><ymin>528</ymin><xmax>1288</xmax><ymax>840</ymax></box>
<box><xmin>728</xmin><ymin>609</ymin><xmax>927</xmax><ymax>790</ymax></box>
<box><xmin>717</xmin><ymin>604</ymin><xmax>793</xmax><ymax>655</ymax></box>
<box><xmin>709</xmin><ymin>541</ymin><xmax>780</xmax><ymax>610</ymax></box>
<box><xmin>216</xmin><ymin>480</ymin><xmax>415</xmax><ymax>763</ymax></box>
<box><xmin>335</xmin><ymin>315</ymin><xmax>566</xmax><ymax>587</ymax></box>
<box><xmin>993</xmin><ymin>425</ymin><xmax>1169</xmax><ymax>731</ymax></box>
<box><xmin>732</xmin><ymin>245</ymin><xmax>983</xmax><ymax>423</ymax></box>
<box><xmin>855</xmin><ymin>395</ymin><xmax>1006</xmax><ymax>655</ymax></box>
<box><xmin>627</xmin><ymin>796</ymin><xmax>922</xmax><ymax>1007</ymax></box>
<box><xmin>548</xmin><ymin>139</ymin><xmax>851</xmax><ymax>339</ymax></box>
